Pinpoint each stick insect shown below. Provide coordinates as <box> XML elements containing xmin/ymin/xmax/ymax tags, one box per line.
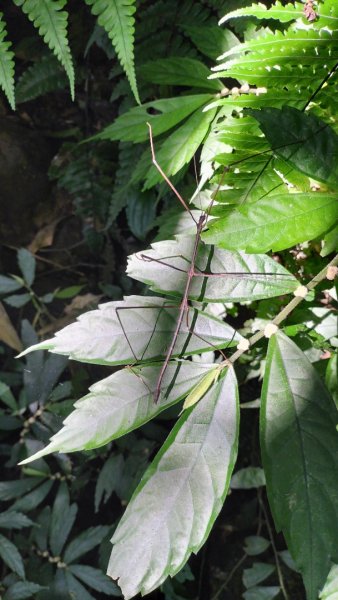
<box><xmin>115</xmin><ymin>124</ymin><xmax>299</xmax><ymax>404</ymax></box>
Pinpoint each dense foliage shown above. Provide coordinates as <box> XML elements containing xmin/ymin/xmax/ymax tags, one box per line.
<box><xmin>0</xmin><ymin>1</ymin><xmax>338</xmax><ymax>599</ymax></box>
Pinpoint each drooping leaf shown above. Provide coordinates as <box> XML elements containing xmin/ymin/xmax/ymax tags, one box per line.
<box><xmin>144</xmin><ymin>107</ymin><xmax>217</xmax><ymax>189</ymax></box>
<box><xmin>95</xmin><ymin>454</ymin><xmax>124</xmax><ymax>512</ymax></box>
<box><xmin>19</xmin><ymin>361</ymin><xmax>218</xmax><ymax>462</ymax></box>
<box><xmin>261</xmin><ymin>331</ymin><xmax>338</xmax><ymax>600</ymax></box>
<box><xmin>203</xmin><ymin>193</ymin><xmax>338</xmax><ymax>252</ymax></box>
<box><xmin>17</xmin><ymin>296</ymin><xmax>240</xmax><ymax>366</ymax></box>
<box><xmin>16</xmin><ymin>54</ymin><xmax>68</xmax><ymax>103</ymax></box>
<box><xmin>91</xmin><ymin>94</ymin><xmax>212</xmax><ymax>143</ymax></box>
<box><xmin>64</xmin><ymin>525</ymin><xmax>109</xmax><ymax>564</ymax></box>
<box><xmin>320</xmin><ymin>564</ymin><xmax>338</xmax><ymax>599</ymax></box>
<box><xmin>128</xmin><ymin>237</ymin><xmax>298</xmax><ymax>301</ymax></box>
<box><xmin>3</xmin><ymin>581</ymin><xmax>46</xmax><ymax>600</ymax></box>
<box><xmin>243</xmin><ymin>563</ymin><xmax>275</xmax><ymax>589</ymax></box>
<box><xmin>64</xmin><ymin>570</ymin><xmax>96</xmax><ymax>600</ymax></box>
<box><xmin>0</xmin><ymin>12</ymin><xmax>15</xmax><ymax>110</ymax></box>
<box><xmin>85</xmin><ymin>0</ymin><xmax>139</xmax><ymax>104</ymax></box>
<box><xmin>49</xmin><ymin>482</ymin><xmax>78</xmax><ymax>556</ymax></box>
<box><xmin>108</xmin><ymin>368</ymin><xmax>239</xmax><ymax>599</ymax></box>
<box><xmin>14</xmin><ymin>0</ymin><xmax>74</xmax><ymax>99</ymax></box>
<box><xmin>247</xmin><ymin>106</ymin><xmax>338</xmax><ymax>187</ymax></box>
<box><xmin>69</xmin><ymin>565</ymin><xmax>120</xmax><ymax>595</ymax></box>
<box><xmin>0</xmin><ymin>533</ymin><xmax>25</xmax><ymax>578</ymax></box>
<box><xmin>138</xmin><ymin>57</ymin><xmax>222</xmax><ymax>91</ymax></box>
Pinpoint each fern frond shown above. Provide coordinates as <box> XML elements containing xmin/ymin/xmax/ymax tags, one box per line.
<box><xmin>212</xmin><ymin>28</ymin><xmax>338</xmax><ymax>91</ymax></box>
<box><xmin>16</xmin><ymin>54</ymin><xmax>67</xmax><ymax>103</ymax></box>
<box><xmin>85</xmin><ymin>0</ymin><xmax>140</xmax><ymax>104</ymax></box>
<box><xmin>14</xmin><ymin>0</ymin><xmax>74</xmax><ymax>100</ymax></box>
<box><xmin>219</xmin><ymin>2</ymin><xmax>304</xmax><ymax>25</ymax></box>
<box><xmin>0</xmin><ymin>12</ymin><xmax>15</xmax><ymax>110</ymax></box>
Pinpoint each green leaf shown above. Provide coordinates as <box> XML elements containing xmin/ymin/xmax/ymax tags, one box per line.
<box><xmin>0</xmin><ymin>533</ymin><xmax>25</xmax><ymax>578</ymax></box>
<box><xmin>0</xmin><ymin>275</ymin><xmax>23</xmax><ymax>294</ymax></box>
<box><xmin>4</xmin><ymin>294</ymin><xmax>31</xmax><ymax>308</ymax></box>
<box><xmin>49</xmin><ymin>482</ymin><xmax>78</xmax><ymax>556</ymax></box>
<box><xmin>16</xmin><ymin>54</ymin><xmax>68</xmax><ymax>103</ymax></box>
<box><xmin>181</xmin><ymin>25</ymin><xmax>239</xmax><ymax>61</ymax></box>
<box><xmin>17</xmin><ymin>296</ymin><xmax>240</xmax><ymax>366</ymax></box>
<box><xmin>0</xmin><ymin>12</ymin><xmax>15</xmax><ymax>110</ymax></box>
<box><xmin>128</xmin><ymin>237</ymin><xmax>298</xmax><ymax>301</ymax></box>
<box><xmin>3</xmin><ymin>581</ymin><xmax>46</xmax><ymax>600</ymax></box>
<box><xmin>219</xmin><ymin>2</ymin><xmax>304</xmax><ymax>25</ymax></box>
<box><xmin>326</xmin><ymin>354</ymin><xmax>338</xmax><ymax>409</ymax></box>
<box><xmin>321</xmin><ymin>226</ymin><xmax>338</xmax><ymax>257</ymax></box>
<box><xmin>0</xmin><ymin>479</ymin><xmax>40</xmax><ymax>501</ymax></box>
<box><xmin>19</xmin><ymin>361</ymin><xmax>217</xmax><ymax>461</ymax></box>
<box><xmin>0</xmin><ymin>510</ymin><xmax>34</xmax><ymax>529</ymax></box>
<box><xmin>69</xmin><ymin>565</ymin><xmax>120</xmax><ymax>595</ymax></box>
<box><xmin>14</xmin><ymin>0</ymin><xmax>74</xmax><ymax>99</ymax></box>
<box><xmin>138</xmin><ymin>57</ymin><xmax>222</xmax><ymax>91</ymax></box>
<box><xmin>92</xmin><ymin>94</ymin><xmax>212</xmax><ymax>143</ymax></box>
<box><xmin>108</xmin><ymin>368</ymin><xmax>239</xmax><ymax>599</ymax></box>
<box><xmin>126</xmin><ymin>190</ymin><xmax>157</xmax><ymax>241</ymax></box>
<box><xmin>244</xmin><ymin>536</ymin><xmax>270</xmax><ymax>556</ymax></box>
<box><xmin>243</xmin><ymin>587</ymin><xmax>280</xmax><ymax>600</ymax></box>
<box><xmin>95</xmin><ymin>454</ymin><xmax>124</xmax><ymax>512</ymax></box>
<box><xmin>247</xmin><ymin>106</ymin><xmax>338</xmax><ymax>187</ymax></box>
<box><xmin>144</xmin><ymin>107</ymin><xmax>217</xmax><ymax>189</ymax></box>
<box><xmin>85</xmin><ymin>0</ymin><xmax>139</xmax><ymax>104</ymax></box>
<box><xmin>261</xmin><ymin>331</ymin><xmax>338</xmax><ymax>600</ymax></box>
<box><xmin>320</xmin><ymin>564</ymin><xmax>338</xmax><ymax>599</ymax></box>
<box><xmin>11</xmin><ymin>480</ymin><xmax>53</xmax><ymax>512</ymax></box>
<box><xmin>203</xmin><ymin>193</ymin><xmax>338</xmax><ymax>252</ymax></box>
<box><xmin>17</xmin><ymin>249</ymin><xmax>36</xmax><ymax>287</ymax></box>
<box><xmin>231</xmin><ymin>467</ymin><xmax>266</xmax><ymax>489</ymax></box>
<box><xmin>64</xmin><ymin>570</ymin><xmax>95</xmax><ymax>600</ymax></box>
<box><xmin>243</xmin><ymin>563</ymin><xmax>275</xmax><ymax>589</ymax></box>
<box><xmin>64</xmin><ymin>525</ymin><xmax>109</xmax><ymax>564</ymax></box>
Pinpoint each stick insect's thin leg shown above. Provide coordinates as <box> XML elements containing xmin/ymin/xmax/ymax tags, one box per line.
<box><xmin>147</xmin><ymin>123</ymin><xmax>198</xmax><ymax>225</ymax></box>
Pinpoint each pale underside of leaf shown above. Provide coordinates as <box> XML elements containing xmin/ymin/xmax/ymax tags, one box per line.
<box><xmin>17</xmin><ymin>295</ymin><xmax>241</xmax><ymax>365</ymax></box>
<box><xmin>127</xmin><ymin>236</ymin><xmax>298</xmax><ymax>301</ymax></box>
<box><xmin>108</xmin><ymin>368</ymin><xmax>239</xmax><ymax>599</ymax></box>
<box><xmin>19</xmin><ymin>360</ymin><xmax>216</xmax><ymax>463</ymax></box>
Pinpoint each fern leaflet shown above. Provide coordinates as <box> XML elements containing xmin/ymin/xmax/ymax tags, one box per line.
<box><xmin>0</xmin><ymin>12</ymin><xmax>15</xmax><ymax>110</ymax></box>
<box><xmin>85</xmin><ymin>0</ymin><xmax>140</xmax><ymax>104</ymax></box>
<box><xmin>14</xmin><ymin>0</ymin><xmax>75</xmax><ymax>100</ymax></box>
<box><xmin>16</xmin><ymin>54</ymin><xmax>68</xmax><ymax>103</ymax></box>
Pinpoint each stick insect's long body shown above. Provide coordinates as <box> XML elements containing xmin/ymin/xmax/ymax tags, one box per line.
<box><xmin>153</xmin><ymin>213</ymin><xmax>206</xmax><ymax>403</ymax></box>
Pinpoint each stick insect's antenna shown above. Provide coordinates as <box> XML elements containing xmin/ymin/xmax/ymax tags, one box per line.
<box><xmin>147</xmin><ymin>123</ymin><xmax>198</xmax><ymax>225</ymax></box>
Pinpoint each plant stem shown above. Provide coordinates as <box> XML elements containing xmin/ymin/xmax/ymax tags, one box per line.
<box><xmin>227</xmin><ymin>253</ymin><xmax>338</xmax><ymax>367</ymax></box>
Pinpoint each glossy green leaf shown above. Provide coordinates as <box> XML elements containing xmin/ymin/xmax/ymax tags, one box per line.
<box><xmin>320</xmin><ymin>564</ymin><xmax>338</xmax><ymax>599</ymax></box>
<box><xmin>219</xmin><ymin>2</ymin><xmax>304</xmax><ymax>25</ymax></box>
<box><xmin>247</xmin><ymin>106</ymin><xmax>338</xmax><ymax>186</ymax></box>
<box><xmin>92</xmin><ymin>94</ymin><xmax>212</xmax><ymax>143</ymax></box>
<box><xmin>244</xmin><ymin>536</ymin><xmax>270</xmax><ymax>556</ymax></box>
<box><xmin>3</xmin><ymin>581</ymin><xmax>46</xmax><ymax>600</ymax></box>
<box><xmin>49</xmin><ymin>482</ymin><xmax>77</xmax><ymax>555</ymax></box>
<box><xmin>243</xmin><ymin>563</ymin><xmax>275</xmax><ymax>589</ymax></box>
<box><xmin>203</xmin><ymin>193</ymin><xmax>338</xmax><ymax>252</ymax></box>
<box><xmin>0</xmin><ymin>533</ymin><xmax>25</xmax><ymax>578</ymax></box>
<box><xmin>64</xmin><ymin>525</ymin><xmax>109</xmax><ymax>564</ymax></box>
<box><xmin>17</xmin><ymin>248</ymin><xmax>35</xmax><ymax>287</ymax></box>
<box><xmin>19</xmin><ymin>361</ymin><xmax>217</xmax><ymax>462</ymax></box>
<box><xmin>17</xmin><ymin>296</ymin><xmax>240</xmax><ymax>367</ymax></box>
<box><xmin>138</xmin><ymin>57</ymin><xmax>222</xmax><ymax>91</ymax></box>
<box><xmin>144</xmin><ymin>107</ymin><xmax>217</xmax><ymax>189</ymax></box>
<box><xmin>128</xmin><ymin>237</ymin><xmax>298</xmax><ymax>301</ymax></box>
<box><xmin>69</xmin><ymin>565</ymin><xmax>120</xmax><ymax>595</ymax></box>
<box><xmin>261</xmin><ymin>331</ymin><xmax>338</xmax><ymax>600</ymax></box>
<box><xmin>108</xmin><ymin>368</ymin><xmax>239</xmax><ymax>599</ymax></box>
